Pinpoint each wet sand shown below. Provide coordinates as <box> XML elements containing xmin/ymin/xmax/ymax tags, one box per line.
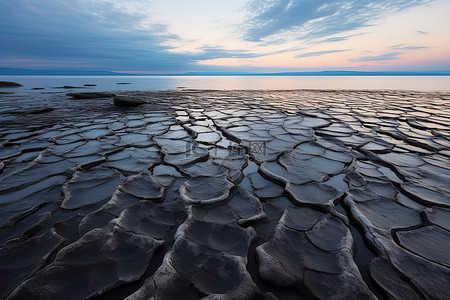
<box><xmin>0</xmin><ymin>89</ymin><xmax>449</xmax><ymax>299</ymax></box>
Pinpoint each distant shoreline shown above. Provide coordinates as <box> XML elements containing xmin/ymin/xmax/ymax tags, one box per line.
<box><xmin>1</xmin><ymin>68</ymin><xmax>450</xmax><ymax>76</ymax></box>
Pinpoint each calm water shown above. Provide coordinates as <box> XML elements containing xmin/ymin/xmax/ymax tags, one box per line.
<box><xmin>1</xmin><ymin>75</ymin><xmax>450</xmax><ymax>93</ymax></box>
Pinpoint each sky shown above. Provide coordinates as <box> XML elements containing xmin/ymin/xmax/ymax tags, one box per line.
<box><xmin>1</xmin><ymin>0</ymin><xmax>449</xmax><ymax>73</ymax></box>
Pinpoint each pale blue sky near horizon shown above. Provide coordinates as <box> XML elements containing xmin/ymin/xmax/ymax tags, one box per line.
<box><xmin>1</xmin><ymin>0</ymin><xmax>449</xmax><ymax>73</ymax></box>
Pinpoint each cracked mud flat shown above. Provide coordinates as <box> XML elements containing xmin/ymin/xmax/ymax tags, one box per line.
<box><xmin>0</xmin><ymin>89</ymin><xmax>449</xmax><ymax>299</ymax></box>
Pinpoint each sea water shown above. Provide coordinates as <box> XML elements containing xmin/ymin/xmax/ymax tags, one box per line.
<box><xmin>1</xmin><ymin>75</ymin><xmax>449</xmax><ymax>93</ymax></box>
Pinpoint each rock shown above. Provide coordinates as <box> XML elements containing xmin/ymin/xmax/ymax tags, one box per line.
<box><xmin>425</xmin><ymin>207</ymin><xmax>450</xmax><ymax>230</ymax></box>
<box><xmin>163</xmin><ymin>149</ymin><xmax>209</xmax><ymax>166</ymax></box>
<box><xmin>0</xmin><ymin>81</ymin><xmax>22</xmax><ymax>87</ymax></box>
<box><xmin>260</xmin><ymin>142</ymin><xmax>347</xmax><ymax>186</ymax></box>
<box><xmin>353</xmin><ymin>198</ymin><xmax>421</xmax><ymax>230</ymax></box>
<box><xmin>196</xmin><ymin>132</ymin><xmax>221</xmax><ymax>144</ymax></box>
<box><xmin>127</xmin><ymin>216</ymin><xmax>259</xmax><ymax>299</ymax></box>
<box><xmin>0</xmin><ymin>230</ymin><xmax>63</xmax><ymax>298</ymax></box>
<box><xmin>248</xmin><ymin>172</ymin><xmax>285</xmax><ymax>199</ymax></box>
<box><xmin>179</xmin><ymin>176</ymin><xmax>233</xmax><ymax>204</ymax></box>
<box><xmin>378</xmin><ymin>152</ymin><xmax>425</xmax><ymax>167</ymax></box>
<box><xmin>297</xmin><ymin>116</ymin><xmax>330</xmax><ymax>128</ymax></box>
<box><xmin>345</xmin><ymin>194</ymin><xmax>450</xmax><ymax>299</ymax></box>
<box><xmin>402</xmin><ymin>183</ymin><xmax>450</xmax><ymax>207</ymax></box>
<box><xmin>390</xmin><ymin>246</ymin><xmax>450</xmax><ymax>299</ymax></box>
<box><xmin>191</xmin><ymin>187</ymin><xmax>266</xmax><ymax>227</ymax></box>
<box><xmin>396</xmin><ymin>226</ymin><xmax>450</xmax><ymax>267</ymax></box>
<box><xmin>0</xmin><ymin>160</ymin><xmax>73</xmax><ymax>193</ymax></box>
<box><xmin>113</xmin><ymin>95</ymin><xmax>147</xmax><ymax>107</ymax></box>
<box><xmin>115</xmin><ymin>201</ymin><xmax>175</xmax><ymax>239</ymax></box>
<box><xmin>256</xmin><ymin>207</ymin><xmax>375</xmax><ymax>299</ymax></box>
<box><xmin>369</xmin><ymin>257</ymin><xmax>422</xmax><ymax>300</ymax></box>
<box><xmin>0</xmin><ymin>175</ymin><xmax>67</xmax><ymax>228</ymax></box>
<box><xmin>228</xmin><ymin>187</ymin><xmax>266</xmax><ymax>226</ymax></box>
<box><xmin>286</xmin><ymin>182</ymin><xmax>343</xmax><ymax>208</ymax></box>
<box><xmin>78</xmin><ymin>189</ymin><xmax>142</xmax><ymax>234</ymax></box>
<box><xmin>28</xmin><ymin>107</ymin><xmax>55</xmax><ymax>114</ymax></box>
<box><xmin>54</xmin><ymin>86</ymin><xmax>83</xmax><ymax>89</ymax></box>
<box><xmin>67</xmin><ymin>92</ymin><xmax>115</xmax><ymax>99</ymax></box>
<box><xmin>106</xmin><ymin>147</ymin><xmax>159</xmax><ymax>175</ymax></box>
<box><xmin>61</xmin><ymin>168</ymin><xmax>124</xmax><ymax>209</ymax></box>
<box><xmin>119</xmin><ymin>171</ymin><xmax>164</xmax><ymax>201</ymax></box>
<box><xmin>9</xmin><ymin>107</ymin><xmax>55</xmax><ymax>114</ymax></box>
<box><xmin>181</xmin><ymin>161</ymin><xmax>227</xmax><ymax>177</ymax></box>
<box><xmin>2</xmin><ymin>88</ymin><xmax>450</xmax><ymax>298</ymax></box>
<box><xmin>9</xmin><ymin>224</ymin><xmax>162</xmax><ymax>299</ymax></box>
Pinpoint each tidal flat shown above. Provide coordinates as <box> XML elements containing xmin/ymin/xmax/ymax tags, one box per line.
<box><xmin>0</xmin><ymin>89</ymin><xmax>449</xmax><ymax>299</ymax></box>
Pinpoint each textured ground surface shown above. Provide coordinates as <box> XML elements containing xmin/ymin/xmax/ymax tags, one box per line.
<box><xmin>0</xmin><ymin>89</ymin><xmax>449</xmax><ymax>299</ymax></box>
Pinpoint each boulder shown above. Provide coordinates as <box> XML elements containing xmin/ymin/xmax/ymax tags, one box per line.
<box><xmin>54</xmin><ymin>86</ymin><xmax>83</xmax><ymax>89</ymax></box>
<box><xmin>28</xmin><ymin>107</ymin><xmax>55</xmax><ymax>114</ymax></box>
<box><xmin>67</xmin><ymin>92</ymin><xmax>115</xmax><ymax>99</ymax></box>
<box><xmin>0</xmin><ymin>81</ymin><xmax>22</xmax><ymax>87</ymax></box>
<box><xmin>113</xmin><ymin>95</ymin><xmax>147</xmax><ymax>107</ymax></box>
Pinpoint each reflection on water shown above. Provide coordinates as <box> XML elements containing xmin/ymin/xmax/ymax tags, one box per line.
<box><xmin>0</xmin><ymin>75</ymin><xmax>450</xmax><ymax>93</ymax></box>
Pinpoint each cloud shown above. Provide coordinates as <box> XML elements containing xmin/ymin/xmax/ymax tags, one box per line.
<box><xmin>314</xmin><ymin>32</ymin><xmax>367</xmax><ymax>44</ymax></box>
<box><xmin>391</xmin><ymin>44</ymin><xmax>429</xmax><ymax>50</ymax></box>
<box><xmin>242</xmin><ymin>0</ymin><xmax>433</xmax><ymax>42</ymax></box>
<box><xmin>192</xmin><ymin>46</ymin><xmax>261</xmax><ymax>59</ymax></box>
<box><xmin>317</xmin><ymin>37</ymin><xmax>350</xmax><ymax>43</ymax></box>
<box><xmin>416</xmin><ymin>30</ymin><xmax>428</xmax><ymax>34</ymax></box>
<box><xmin>0</xmin><ymin>0</ymin><xmax>182</xmax><ymax>70</ymax></box>
<box><xmin>308</xmin><ymin>32</ymin><xmax>367</xmax><ymax>44</ymax></box>
<box><xmin>295</xmin><ymin>49</ymin><xmax>350</xmax><ymax>58</ymax></box>
<box><xmin>350</xmin><ymin>52</ymin><xmax>402</xmax><ymax>62</ymax></box>
<box><xmin>0</xmin><ymin>0</ymin><xmax>258</xmax><ymax>72</ymax></box>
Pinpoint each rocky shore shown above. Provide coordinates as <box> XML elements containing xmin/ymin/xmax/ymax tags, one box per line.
<box><xmin>0</xmin><ymin>89</ymin><xmax>449</xmax><ymax>299</ymax></box>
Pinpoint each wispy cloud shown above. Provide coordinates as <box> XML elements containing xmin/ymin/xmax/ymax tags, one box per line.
<box><xmin>319</xmin><ymin>37</ymin><xmax>349</xmax><ymax>43</ymax></box>
<box><xmin>350</xmin><ymin>52</ymin><xmax>402</xmax><ymax>62</ymax></box>
<box><xmin>314</xmin><ymin>33</ymin><xmax>367</xmax><ymax>44</ymax></box>
<box><xmin>391</xmin><ymin>44</ymin><xmax>429</xmax><ymax>50</ymax></box>
<box><xmin>242</xmin><ymin>0</ymin><xmax>433</xmax><ymax>42</ymax></box>
<box><xmin>295</xmin><ymin>49</ymin><xmax>350</xmax><ymax>58</ymax></box>
<box><xmin>416</xmin><ymin>30</ymin><xmax>428</xmax><ymax>34</ymax></box>
<box><xmin>192</xmin><ymin>46</ymin><xmax>262</xmax><ymax>59</ymax></box>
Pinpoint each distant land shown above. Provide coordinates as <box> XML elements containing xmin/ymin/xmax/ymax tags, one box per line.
<box><xmin>1</xmin><ymin>68</ymin><xmax>450</xmax><ymax>76</ymax></box>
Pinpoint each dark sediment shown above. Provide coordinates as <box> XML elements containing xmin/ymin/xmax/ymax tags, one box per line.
<box><xmin>0</xmin><ymin>89</ymin><xmax>449</xmax><ymax>299</ymax></box>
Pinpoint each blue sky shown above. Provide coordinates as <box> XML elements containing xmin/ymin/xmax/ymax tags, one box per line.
<box><xmin>1</xmin><ymin>0</ymin><xmax>449</xmax><ymax>73</ymax></box>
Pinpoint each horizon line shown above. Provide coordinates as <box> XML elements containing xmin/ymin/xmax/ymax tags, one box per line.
<box><xmin>1</xmin><ymin>68</ymin><xmax>450</xmax><ymax>76</ymax></box>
